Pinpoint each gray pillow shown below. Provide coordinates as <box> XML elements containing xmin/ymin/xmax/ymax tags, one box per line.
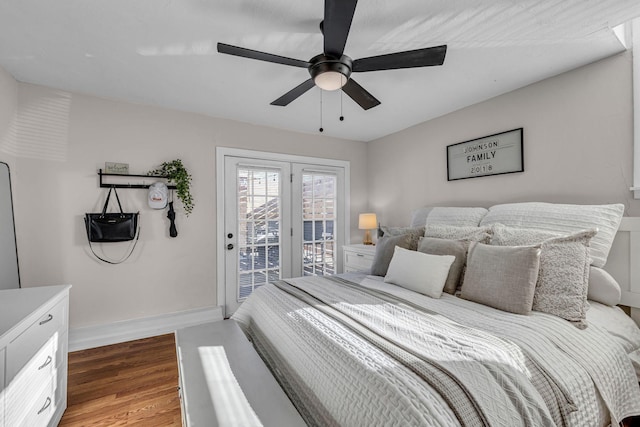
<box><xmin>370</xmin><ymin>234</ymin><xmax>412</xmax><ymax>276</ymax></box>
<box><xmin>379</xmin><ymin>225</ymin><xmax>424</xmax><ymax>250</ymax></box>
<box><xmin>461</xmin><ymin>242</ymin><xmax>541</xmax><ymax>315</ymax></box>
<box><xmin>490</xmin><ymin>224</ymin><xmax>561</xmax><ymax>246</ymax></box>
<box><xmin>417</xmin><ymin>237</ymin><xmax>469</xmax><ymax>294</ymax></box>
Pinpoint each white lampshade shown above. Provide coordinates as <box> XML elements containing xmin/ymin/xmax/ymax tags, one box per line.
<box><xmin>358</xmin><ymin>213</ymin><xmax>377</xmax><ymax>230</ymax></box>
<box><xmin>314</xmin><ymin>71</ymin><xmax>347</xmax><ymax>91</ymax></box>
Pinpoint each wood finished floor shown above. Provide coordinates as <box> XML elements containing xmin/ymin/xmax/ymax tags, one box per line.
<box><xmin>56</xmin><ymin>332</ymin><xmax>640</xmax><ymax>427</ymax></box>
<box><xmin>59</xmin><ymin>334</ymin><xmax>182</xmax><ymax>426</ymax></box>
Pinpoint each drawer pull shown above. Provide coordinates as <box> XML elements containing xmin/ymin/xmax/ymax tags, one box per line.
<box><xmin>38</xmin><ymin>355</ymin><xmax>53</xmax><ymax>370</ymax></box>
<box><xmin>37</xmin><ymin>397</ymin><xmax>52</xmax><ymax>415</ymax></box>
<box><xmin>39</xmin><ymin>314</ymin><xmax>53</xmax><ymax>325</ymax></box>
<box><xmin>356</xmin><ymin>254</ymin><xmax>364</xmax><ymax>257</ymax></box>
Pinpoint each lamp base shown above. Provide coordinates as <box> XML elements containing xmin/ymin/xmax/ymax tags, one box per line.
<box><xmin>362</xmin><ymin>230</ymin><xmax>373</xmax><ymax>245</ymax></box>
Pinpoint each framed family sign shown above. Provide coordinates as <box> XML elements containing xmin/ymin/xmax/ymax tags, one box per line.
<box><xmin>447</xmin><ymin>128</ymin><xmax>524</xmax><ymax>181</ymax></box>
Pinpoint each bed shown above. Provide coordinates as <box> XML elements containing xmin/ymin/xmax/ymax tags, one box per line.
<box><xmin>179</xmin><ymin>202</ymin><xmax>640</xmax><ymax>427</ymax></box>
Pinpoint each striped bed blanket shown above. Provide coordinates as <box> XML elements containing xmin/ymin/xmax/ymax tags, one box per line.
<box><xmin>231</xmin><ymin>274</ymin><xmax>640</xmax><ymax>427</ymax></box>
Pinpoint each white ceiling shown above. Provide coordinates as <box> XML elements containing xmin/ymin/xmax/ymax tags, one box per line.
<box><xmin>0</xmin><ymin>0</ymin><xmax>639</xmax><ymax>142</ymax></box>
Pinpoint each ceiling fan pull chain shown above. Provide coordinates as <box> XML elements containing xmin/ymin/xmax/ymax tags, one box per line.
<box><xmin>319</xmin><ymin>89</ymin><xmax>324</xmax><ymax>133</ymax></box>
<box><xmin>340</xmin><ymin>84</ymin><xmax>344</xmax><ymax>122</ymax></box>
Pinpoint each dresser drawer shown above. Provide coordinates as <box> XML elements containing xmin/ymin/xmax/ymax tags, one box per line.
<box><xmin>344</xmin><ymin>250</ymin><xmax>374</xmax><ymax>271</ymax></box>
<box><xmin>5</xmin><ymin>337</ymin><xmax>55</xmax><ymax>414</ymax></box>
<box><xmin>6</xmin><ymin>298</ymin><xmax>67</xmax><ymax>382</ymax></box>
<box><xmin>6</xmin><ymin>376</ymin><xmax>55</xmax><ymax>427</ymax></box>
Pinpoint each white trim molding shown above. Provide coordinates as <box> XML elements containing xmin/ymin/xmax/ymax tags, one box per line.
<box><xmin>632</xmin><ymin>19</ymin><xmax>640</xmax><ymax>198</ymax></box>
<box><xmin>216</xmin><ymin>147</ymin><xmax>351</xmax><ymax>319</ymax></box>
<box><xmin>605</xmin><ymin>217</ymin><xmax>640</xmax><ymax>326</ymax></box>
<box><xmin>69</xmin><ymin>305</ymin><xmax>223</xmax><ymax>352</ymax></box>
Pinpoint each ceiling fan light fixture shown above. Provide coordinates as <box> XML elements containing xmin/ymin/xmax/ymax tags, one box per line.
<box><xmin>309</xmin><ymin>54</ymin><xmax>352</xmax><ymax>91</ymax></box>
<box><xmin>314</xmin><ymin>70</ymin><xmax>347</xmax><ymax>91</ymax></box>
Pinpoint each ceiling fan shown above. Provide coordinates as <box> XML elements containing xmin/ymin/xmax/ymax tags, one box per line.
<box><xmin>217</xmin><ymin>0</ymin><xmax>447</xmax><ymax>110</ymax></box>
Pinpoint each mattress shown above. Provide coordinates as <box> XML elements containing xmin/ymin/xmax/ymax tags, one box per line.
<box><xmin>232</xmin><ymin>273</ymin><xmax>640</xmax><ymax>427</ymax></box>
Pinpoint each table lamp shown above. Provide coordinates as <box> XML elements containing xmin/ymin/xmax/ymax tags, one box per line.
<box><xmin>358</xmin><ymin>213</ymin><xmax>377</xmax><ymax>245</ymax></box>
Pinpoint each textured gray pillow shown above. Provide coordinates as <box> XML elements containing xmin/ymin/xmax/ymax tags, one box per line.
<box><xmin>533</xmin><ymin>231</ymin><xmax>596</xmax><ymax>328</ymax></box>
<box><xmin>588</xmin><ymin>267</ymin><xmax>621</xmax><ymax>306</ymax></box>
<box><xmin>379</xmin><ymin>225</ymin><xmax>424</xmax><ymax>250</ymax></box>
<box><xmin>491</xmin><ymin>225</ymin><xmax>597</xmax><ymax>328</ymax></box>
<box><xmin>461</xmin><ymin>242</ymin><xmax>541</xmax><ymax>315</ymax></box>
<box><xmin>370</xmin><ymin>234</ymin><xmax>412</xmax><ymax>276</ymax></box>
<box><xmin>425</xmin><ymin>225</ymin><xmax>492</xmax><ymax>243</ymax></box>
<box><xmin>417</xmin><ymin>237</ymin><xmax>469</xmax><ymax>294</ymax></box>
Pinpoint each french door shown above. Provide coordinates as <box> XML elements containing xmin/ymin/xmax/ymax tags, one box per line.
<box><xmin>220</xmin><ymin>152</ymin><xmax>347</xmax><ymax>316</ymax></box>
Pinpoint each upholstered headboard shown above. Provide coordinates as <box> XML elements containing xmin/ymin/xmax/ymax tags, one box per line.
<box><xmin>603</xmin><ymin>217</ymin><xmax>640</xmax><ymax>322</ymax></box>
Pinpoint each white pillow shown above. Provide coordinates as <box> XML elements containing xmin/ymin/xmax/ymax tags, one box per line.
<box><xmin>384</xmin><ymin>246</ymin><xmax>455</xmax><ymax>298</ymax></box>
<box><xmin>588</xmin><ymin>267</ymin><xmax>622</xmax><ymax>306</ymax></box>
<box><xmin>426</xmin><ymin>207</ymin><xmax>488</xmax><ymax>227</ymax></box>
<box><xmin>479</xmin><ymin>202</ymin><xmax>624</xmax><ymax>268</ymax></box>
<box><xmin>410</xmin><ymin>206</ymin><xmax>488</xmax><ymax>228</ymax></box>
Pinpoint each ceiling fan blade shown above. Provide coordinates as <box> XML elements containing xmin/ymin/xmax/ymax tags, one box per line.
<box><xmin>323</xmin><ymin>0</ymin><xmax>358</xmax><ymax>57</ymax></box>
<box><xmin>271</xmin><ymin>79</ymin><xmax>316</xmax><ymax>106</ymax></box>
<box><xmin>352</xmin><ymin>45</ymin><xmax>447</xmax><ymax>72</ymax></box>
<box><xmin>217</xmin><ymin>43</ymin><xmax>310</xmax><ymax>68</ymax></box>
<box><xmin>342</xmin><ymin>78</ymin><xmax>380</xmax><ymax>110</ymax></box>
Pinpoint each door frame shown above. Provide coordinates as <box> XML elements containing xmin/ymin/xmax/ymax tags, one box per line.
<box><xmin>216</xmin><ymin>147</ymin><xmax>351</xmax><ymax>318</ymax></box>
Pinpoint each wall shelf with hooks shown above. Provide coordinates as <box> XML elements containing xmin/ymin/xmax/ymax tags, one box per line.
<box><xmin>98</xmin><ymin>169</ymin><xmax>177</xmax><ymax>189</ymax></box>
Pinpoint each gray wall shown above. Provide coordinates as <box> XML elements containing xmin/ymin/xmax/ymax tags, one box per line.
<box><xmin>7</xmin><ymin>82</ymin><xmax>368</xmax><ymax>329</ymax></box>
<box><xmin>368</xmin><ymin>51</ymin><xmax>639</xmax><ymax>226</ymax></box>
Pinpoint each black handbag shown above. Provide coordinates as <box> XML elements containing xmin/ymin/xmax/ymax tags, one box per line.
<box><xmin>85</xmin><ymin>187</ymin><xmax>140</xmax><ymax>264</ymax></box>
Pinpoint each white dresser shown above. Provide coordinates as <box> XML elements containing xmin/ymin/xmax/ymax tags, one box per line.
<box><xmin>343</xmin><ymin>244</ymin><xmax>376</xmax><ymax>273</ymax></box>
<box><xmin>0</xmin><ymin>285</ymin><xmax>71</xmax><ymax>427</ymax></box>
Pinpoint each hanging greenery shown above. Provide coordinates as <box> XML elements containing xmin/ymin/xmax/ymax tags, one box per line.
<box><xmin>148</xmin><ymin>159</ymin><xmax>194</xmax><ymax>216</ymax></box>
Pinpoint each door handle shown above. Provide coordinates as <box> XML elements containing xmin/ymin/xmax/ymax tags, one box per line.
<box><xmin>227</xmin><ymin>244</ymin><xmax>234</xmax><ymax>250</ymax></box>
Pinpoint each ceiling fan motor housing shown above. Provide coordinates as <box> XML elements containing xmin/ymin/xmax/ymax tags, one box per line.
<box><xmin>309</xmin><ymin>54</ymin><xmax>353</xmax><ymax>88</ymax></box>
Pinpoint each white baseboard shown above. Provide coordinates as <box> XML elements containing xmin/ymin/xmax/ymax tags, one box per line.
<box><xmin>69</xmin><ymin>306</ymin><xmax>223</xmax><ymax>352</ymax></box>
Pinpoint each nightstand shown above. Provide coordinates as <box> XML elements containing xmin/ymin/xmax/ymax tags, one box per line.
<box><xmin>343</xmin><ymin>244</ymin><xmax>377</xmax><ymax>273</ymax></box>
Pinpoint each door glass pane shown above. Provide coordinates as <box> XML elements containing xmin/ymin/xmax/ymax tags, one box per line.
<box><xmin>301</xmin><ymin>172</ymin><xmax>336</xmax><ymax>276</ymax></box>
<box><xmin>237</xmin><ymin>167</ymin><xmax>282</xmax><ymax>301</ymax></box>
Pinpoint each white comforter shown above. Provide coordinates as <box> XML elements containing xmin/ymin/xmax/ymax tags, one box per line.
<box><xmin>232</xmin><ymin>274</ymin><xmax>640</xmax><ymax>427</ymax></box>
